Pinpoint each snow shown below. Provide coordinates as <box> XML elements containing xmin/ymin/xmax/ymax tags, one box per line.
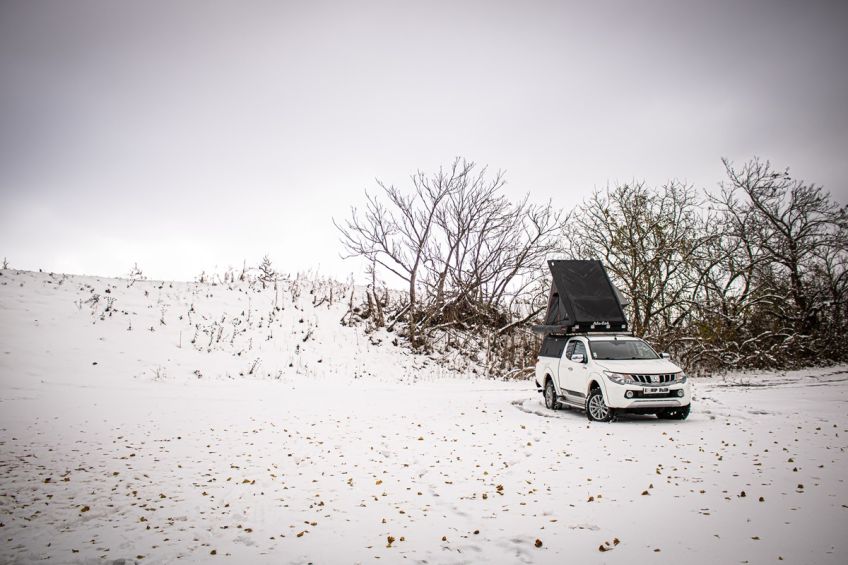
<box><xmin>1</xmin><ymin>270</ymin><xmax>847</xmax><ymax>564</ymax></box>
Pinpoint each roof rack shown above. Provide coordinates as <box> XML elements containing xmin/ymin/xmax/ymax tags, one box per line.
<box><xmin>533</xmin><ymin>327</ymin><xmax>633</xmax><ymax>338</ymax></box>
<box><xmin>531</xmin><ymin>323</ymin><xmax>630</xmax><ymax>336</ymax></box>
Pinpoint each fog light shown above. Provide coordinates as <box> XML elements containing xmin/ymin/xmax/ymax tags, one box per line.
<box><xmin>625</xmin><ymin>390</ymin><xmax>634</xmax><ymax>399</ymax></box>
<box><xmin>676</xmin><ymin>389</ymin><xmax>685</xmax><ymax>397</ymax></box>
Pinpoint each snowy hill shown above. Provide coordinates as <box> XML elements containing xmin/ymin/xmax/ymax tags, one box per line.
<box><xmin>1</xmin><ymin>269</ymin><xmax>847</xmax><ymax>564</ymax></box>
<box><xmin>0</xmin><ymin>270</ymin><xmax>475</xmax><ymax>389</ymax></box>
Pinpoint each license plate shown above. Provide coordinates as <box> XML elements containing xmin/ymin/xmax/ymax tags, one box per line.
<box><xmin>647</xmin><ymin>387</ymin><xmax>669</xmax><ymax>394</ymax></box>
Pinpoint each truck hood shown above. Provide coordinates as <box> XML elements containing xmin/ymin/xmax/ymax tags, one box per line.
<box><xmin>594</xmin><ymin>358</ymin><xmax>682</xmax><ymax>374</ymax></box>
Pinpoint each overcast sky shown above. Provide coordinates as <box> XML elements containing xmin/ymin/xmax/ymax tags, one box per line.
<box><xmin>1</xmin><ymin>0</ymin><xmax>846</xmax><ymax>282</ymax></box>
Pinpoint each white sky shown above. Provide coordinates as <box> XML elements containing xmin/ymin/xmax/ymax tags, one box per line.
<box><xmin>1</xmin><ymin>0</ymin><xmax>847</xmax><ymax>282</ymax></box>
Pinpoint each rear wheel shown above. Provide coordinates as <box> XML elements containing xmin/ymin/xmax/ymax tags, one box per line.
<box><xmin>586</xmin><ymin>388</ymin><xmax>614</xmax><ymax>422</ymax></box>
<box><xmin>544</xmin><ymin>379</ymin><xmax>560</xmax><ymax>411</ymax></box>
<box><xmin>658</xmin><ymin>405</ymin><xmax>690</xmax><ymax>420</ymax></box>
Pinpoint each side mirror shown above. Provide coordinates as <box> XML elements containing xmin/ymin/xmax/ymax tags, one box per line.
<box><xmin>660</xmin><ymin>352</ymin><xmax>671</xmax><ymax>359</ymax></box>
<box><xmin>570</xmin><ymin>353</ymin><xmax>585</xmax><ymax>363</ymax></box>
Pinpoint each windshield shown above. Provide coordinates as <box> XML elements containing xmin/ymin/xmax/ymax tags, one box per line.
<box><xmin>589</xmin><ymin>339</ymin><xmax>659</xmax><ymax>360</ymax></box>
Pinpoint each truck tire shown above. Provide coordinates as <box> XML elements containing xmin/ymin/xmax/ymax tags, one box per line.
<box><xmin>658</xmin><ymin>404</ymin><xmax>690</xmax><ymax>420</ymax></box>
<box><xmin>544</xmin><ymin>379</ymin><xmax>560</xmax><ymax>411</ymax></box>
<box><xmin>586</xmin><ymin>388</ymin><xmax>614</xmax><ymax>422</ymax></box>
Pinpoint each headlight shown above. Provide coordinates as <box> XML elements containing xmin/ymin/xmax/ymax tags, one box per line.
<box><xmin>676</xmin><ymin>372</ymin><xmax>688</xmax><ymax>384</ymax></box>
<box><xmin>604</xmin><ymin>371</ymin><xmax>634</xmax><ymax>385</ymax></box>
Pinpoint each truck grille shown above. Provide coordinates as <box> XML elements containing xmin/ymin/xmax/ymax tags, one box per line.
<box><xmin>631</xmin><ymin>373</ymin><xmax>676</xmax><ymax>384</ymax></box>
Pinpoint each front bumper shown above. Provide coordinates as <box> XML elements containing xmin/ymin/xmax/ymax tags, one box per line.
<box><xmin>604</xmin><ymin>379</ymin><xmax>691</xmax><ymax>410</ymax></box>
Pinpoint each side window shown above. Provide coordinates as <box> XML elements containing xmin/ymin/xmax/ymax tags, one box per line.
<box><xmin>565</xmin><ymin>340</ymin><xmax>577</xmax><ymax>359</ymax></box>
<box><xmin>572</xmin><ymin>341</ymin><xmax>587</xmax><ymax>361</ymax></box>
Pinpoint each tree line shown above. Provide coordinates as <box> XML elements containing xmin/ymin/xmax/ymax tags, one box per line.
<box><xmin>336</xmin><ymin>157</ymin><xmax>847</xmax><ymax>374</ymax></box>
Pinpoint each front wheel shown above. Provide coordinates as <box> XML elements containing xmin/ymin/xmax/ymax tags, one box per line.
<box><xmin>544</xmin><ymin>379</ymin><xmax>560</xmax><ymax>411</ymax></box>
<box><xmin>586</xmin><ymin>388</ymin><xmax>614</xmax><ymax>422</ymax></box>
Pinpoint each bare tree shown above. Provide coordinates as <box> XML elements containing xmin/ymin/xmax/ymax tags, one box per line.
<box><xmin>127</xmin><ymin>262</ymin><xmax>145</xmax><ymax>287</ymax></box>
<box><xmin>717</xmin><ymin>158</ymin><xmax>847</xmax><ymax>333</ymax></box>
<box><xmin>703</xmin><ymin>157</ymin><xmax>848</xmax><ymax>365</ymax></box>
<box><xmin>564</xmin><ymin>181</ymin><xmax>711</xmax><ymax>350</ymax></box>
<box><xmin>259</xmin><ymin>254</ymin><xmax>276</xmax><ymax>288</ymax></box>
<box><xmin>336</xmin><ymin>157</ymin><xmax>563</xmax><ymax>366</ymax></box>
<box><xmin>813</xmin><ymin>230</ymin><xmax>848</xmax><ymax>331</ymax></box>
<box><xmin>335</xmin><ymin>159</ymin><xmax>467</xmax><ymax>347</ymax></box>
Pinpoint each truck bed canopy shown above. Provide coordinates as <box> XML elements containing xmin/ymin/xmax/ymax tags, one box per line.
<box><xmin>534</xmin><ymin>260</ymin><xmax>629</xmax><ymax>335</ymax></box>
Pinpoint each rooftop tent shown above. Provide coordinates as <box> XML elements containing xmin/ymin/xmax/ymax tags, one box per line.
<box><xmin>535</xmin><ymin>259</ymin><xmax>629</xmax><ymax>335</ymax></box>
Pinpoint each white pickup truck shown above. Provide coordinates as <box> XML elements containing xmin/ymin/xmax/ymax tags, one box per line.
<box><xmin>535</xmin><ymin>333</ymin><xmax>691</xmax><ymax>421</ymax></box>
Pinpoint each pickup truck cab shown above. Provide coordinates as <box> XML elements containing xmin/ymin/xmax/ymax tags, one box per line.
<box><xmin>535</xmin><ymin>334</ymin><xmax>691</xmax><ymax>421</ymax></box>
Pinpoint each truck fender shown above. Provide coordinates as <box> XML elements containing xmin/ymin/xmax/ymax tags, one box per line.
<box><xmin>587</xmin><ymin>376</ymin><xmax>609</xmax><ymax>403</ymax></box>
<box><xmin>542</xmin><ymin>373</ymin><xmax>560</xmax><ymax>396</ymax></box>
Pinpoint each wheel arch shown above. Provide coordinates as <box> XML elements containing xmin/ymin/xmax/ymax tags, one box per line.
<box><xmin>587</xmin><ymin>378</ymin><xmax>608</xmax><ymax>401</ymax></box>
<box><xmin>546</xmin><ymin>373</ymin><xmax>561</xmax><ymax>395</ymax></box>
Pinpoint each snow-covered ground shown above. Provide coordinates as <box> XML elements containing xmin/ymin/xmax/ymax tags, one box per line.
<box><xmin>1</xmin><ymin>270</ymin><xmax>847</xmax><ymax>564</ymax></box>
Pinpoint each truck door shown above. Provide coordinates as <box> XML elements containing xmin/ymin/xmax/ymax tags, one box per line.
<box><xmin>559</xmin><ymin>338</ymin><xmax>589</xmax><ymax>399</ymax></box>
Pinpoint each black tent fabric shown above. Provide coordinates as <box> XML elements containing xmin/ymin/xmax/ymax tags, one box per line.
<box><xmin>535</xmin><ymin>260</ymin><xmax>628</xmax><ymax>334</ymax></box>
